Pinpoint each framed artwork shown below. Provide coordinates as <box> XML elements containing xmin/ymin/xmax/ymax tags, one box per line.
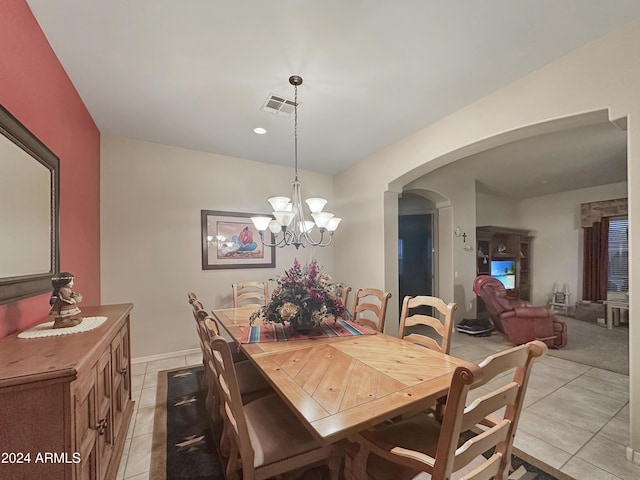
<box><xmin>201</xmin><ymin>210</ymin><xmax>275</xmax><ymax>270</ymax></box>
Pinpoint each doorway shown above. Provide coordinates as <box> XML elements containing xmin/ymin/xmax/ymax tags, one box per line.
<box><xmin>398</xmin><ymin>194</ymin><xmax>436</xmax><ymax>313</ymax></box>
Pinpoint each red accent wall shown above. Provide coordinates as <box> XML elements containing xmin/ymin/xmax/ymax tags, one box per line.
<box><xmin>0</xmin><ymin>1</ymin><xmax>101</xmax><ymax>338</ymax></box>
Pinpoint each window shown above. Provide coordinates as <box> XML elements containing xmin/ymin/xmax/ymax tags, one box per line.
<box><xmin>607</xmin><ymin>216</ymin><xmax>628</xmax><ymax>292</ymax></box>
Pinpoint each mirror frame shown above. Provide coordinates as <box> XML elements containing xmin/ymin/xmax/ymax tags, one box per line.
<box><xmin>0</xmin><ymin>105</ymin><xmax>59</xmax><ymax>305</ymax></box>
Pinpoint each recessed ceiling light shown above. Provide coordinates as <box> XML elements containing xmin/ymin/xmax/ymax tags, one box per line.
<box><xmin>253</xmin><ymin>127</ymin><xmax>267</xmax><ymax>135</ymax></box>
<box><xmin>540</xmin><ymin>180</ymin><xmax>548</xmax><ymax>184</ymax></box>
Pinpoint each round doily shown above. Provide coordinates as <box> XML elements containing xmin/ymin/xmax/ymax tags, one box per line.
<box><xmin>18</xmin><ymin>316</ymin><xmax>108</xmax><ymax>339</ymax></box>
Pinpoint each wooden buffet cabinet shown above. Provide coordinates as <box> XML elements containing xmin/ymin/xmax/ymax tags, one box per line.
<box><xmin>0</xmin><ymin>304</ymin><xmax>134</xmax><ymax>480</ymax></box>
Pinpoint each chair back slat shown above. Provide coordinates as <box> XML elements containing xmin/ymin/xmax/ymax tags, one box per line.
<box><xmin>204</xmin><ymin>317</ymin><xmax>220</xmax><ymax>336</ymax></box>
<box><xmin>456</xmin><ymin>453</ymin><xmax>501</xmax><ymax>480</ymax></box>
<box><xmin>474</xmin><ymin>346</ymin><xmax>531</xmax><ymax>388</ymax></box>
<box><xmin>402</xmin><ymin>333</ymin><xmax>443</xmax><ymax>352</ymax></box>
<box><xmin>461</xmin><ymin>382</ymin><xmax>519</xmax><ymax>431</ymax></box>
<box><xmin>351</xmin><ymin>288</ymin><xmax>392</xmax><ymax>332</ymax></box>
<box><xmin>399</xmin><ymin>295</ymin><xmax>457</xmax><ymax>354</ymax></box>
<box><xmin>453</xmin><ymin>419</ymin><xmax>510</xmax><ymax>470</ymax></box>
<box><xmin>232</xmin><ymin>281</ymin><xmax>269</xmax><ymax>307</ymax></box>
<box><xmin>403</xmin><ymin>315</ymin><xmax>446</xmax><ymax>336</ymax></box>
<box><xmin>237</xmin><ymin>291</ymin><xmax>266</xmax><ymax>304</ymax></box>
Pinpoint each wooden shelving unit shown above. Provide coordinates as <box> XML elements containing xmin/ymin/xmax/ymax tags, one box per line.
<box><xmin>476</xmin><ymin>226</ymin><xmax>533</xmax><ymax>318</ymax></box>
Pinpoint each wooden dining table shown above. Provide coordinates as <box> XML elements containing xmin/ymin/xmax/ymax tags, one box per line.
<box><xmin>211</xmin><ymin>306</ymin><xmax>473</xmax><ymax>446</ymax></box>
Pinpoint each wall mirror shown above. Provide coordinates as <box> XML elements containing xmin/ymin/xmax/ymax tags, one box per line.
<box><xmin>0</xmin><ymin>105</ymin><xmax>59</xmax><ymax>304</ymax></box>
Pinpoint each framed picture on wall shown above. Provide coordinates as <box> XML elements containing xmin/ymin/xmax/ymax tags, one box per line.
<box><xmin>201</xmin><ymin>210</ymin><xmax>275</xmax><ymax>270</ymax></box>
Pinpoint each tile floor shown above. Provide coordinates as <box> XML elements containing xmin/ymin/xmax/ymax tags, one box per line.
<box><xmin>117</xmin><ymin>332</ymin><xmax>639</xmax><ymax>480</ymax></box>
<box><xmin>116</xmin><ymin>352</ymin><xmax>202</xmax><ymax>480</ymax></box>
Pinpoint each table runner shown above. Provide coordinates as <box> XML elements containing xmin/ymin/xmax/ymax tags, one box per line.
<box><xmin>241</xmin><ymin>319</ymin><xmax>375</xmax><ymax>344</ymax></box>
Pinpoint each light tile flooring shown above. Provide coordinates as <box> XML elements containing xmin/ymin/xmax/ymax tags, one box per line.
<box><xmin>450</xmin><ymin>329</ymin><xmax>638</xmax><ymax>480</ymax></box>
<box><xmin>116</xmin><ymin>352</ymin><xmax>202</xmax><ymax>480</ymax></box>
<box><xmin>117</xmin><ymin>333</ymin><xmax>639</xmax><ymax>480</ymax></box>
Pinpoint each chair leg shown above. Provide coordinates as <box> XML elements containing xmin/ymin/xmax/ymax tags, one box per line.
<box><xmin>327</xmin><ymin>452</ymin><xmax>342</xmax><ymax>480</ymax></box>
<box><xmin>226</xmin><ymin>443</ymin><xmax>240</xmax><ymax>480</ymax></box>
<box><xmin>200</xmin><ymin>359</ymin><xmax>207</xmax><ymax>390</ymax></box>
<box><xmin>220</xmin><ymin>419</ymin><xmax>231</xmax><ymax>458</ymax></box>
<box><xmin>434</xmin><ymin>395</ymin><xmax>447</xmax><ymax>423</ymax></box>
<box><xmin>351</xmin><ymin>444</ymin><xmax>371</xmax><ymax>480</ymax></box>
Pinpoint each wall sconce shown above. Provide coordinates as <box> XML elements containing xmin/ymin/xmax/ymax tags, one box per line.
<box><xmin>455</xmin><ymin>226</ymin><xmax>473</xmax><ymax>252</ymax></box>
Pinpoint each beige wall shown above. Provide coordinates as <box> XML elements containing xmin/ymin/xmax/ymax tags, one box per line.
<box><xmin>333</xmin><ymin>19</ymin><xmax>640</xmax><ymax>456</ymax></box>
<box><xmin>476</xmin><ymin>192</ymin><xmax>518</xmax><ymax>227</ymax></box>
<box><xmin>100</xmin><ymin>135</ymin><xmax>335</xmax><ymax>358</ymax></box>
<box><xmin>518</xmin><ymin>182</ymin><xmax>628</xmax><ymax>305</ymax></box>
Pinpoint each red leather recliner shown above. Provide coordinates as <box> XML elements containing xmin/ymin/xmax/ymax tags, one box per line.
<box><xmin>473</xmin><ymin>275</ymin><xmax>567</xmax><ymax>349</ymax></box>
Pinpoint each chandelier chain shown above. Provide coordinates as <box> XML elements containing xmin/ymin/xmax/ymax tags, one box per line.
<box><xmin>294</xmin><ymin>82</ymin><xmax>299</xmax><ymax>180</ymax></box>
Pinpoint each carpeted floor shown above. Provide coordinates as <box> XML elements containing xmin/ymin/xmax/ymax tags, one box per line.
<box><xmin>151</xmin><ymin>366</ymin><xmax>575</xmax><ymax>480</ymax></box>
<box><xmin>549</xmin><ymin>315</ymin><xmax>628</xmax><ymax>375</ymax></box>
<box><xmin>481</xmin><ymin>314</ymin><xmax>629</xmax><ymax>375</ymax></box>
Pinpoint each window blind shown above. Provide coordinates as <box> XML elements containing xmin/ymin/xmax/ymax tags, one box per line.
<box><xmin>607</xmin><ymin>216</ymin><xmax>628</xmax><ymax>292</ymax></box>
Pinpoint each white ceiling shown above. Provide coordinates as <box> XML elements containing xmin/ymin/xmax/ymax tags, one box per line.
<box><xmin>26</xmin><ymin>1</ymin><xmax>635</xmax><ymax>195</ymax></box>
<box><xmin>460</xmin><ymin>120</ymin><xmax>627</xmax><ymax>199</ymax></box>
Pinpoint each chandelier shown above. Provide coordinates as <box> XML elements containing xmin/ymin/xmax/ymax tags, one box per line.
<box><xmin>251</xmin><ymin>75</ymin><xmax>341</xmax><ymax>249</ymax></box>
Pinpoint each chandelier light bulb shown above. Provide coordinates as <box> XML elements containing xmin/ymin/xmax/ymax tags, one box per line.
<box><xmin>311</xmin><ymin>212</ymin><xmax>334</xmax><ymax>229</ymax></box>
<box><xmin>268</xmin><ymin>220</ymin><xmax>282</xmax><ymax>234</ymax></box>
<box><xmin>268</xmin><ymin>196</ymin><xmax>291</xmax><ymax>212</ymax></box>
<box><xmin>299</xmin><ymin>220</ymin><xmax>315</xmax><ymax>233</ymax></box>
<box><xmin>273</xmin><ymin>211</ymin><xmax>295</xmax><ymax>227</ymax></box>
<box><xmin>326</xmin><ymin>217</ymin><xmax>342</xmax><ymax>232</ymax></box>
<box><xmin>250</xmin><ymin>216</ymin><xmax>272</xmax><ymax>232</ymax></box>
<box><xmin>305</xmin><ymin>197</ymin><xmax>327</xmax><ymax>213</ymax></box>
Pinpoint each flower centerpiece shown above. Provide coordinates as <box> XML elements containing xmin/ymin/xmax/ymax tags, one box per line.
<box><xmin>250</xmin><ymin>259</ymin><xmax>345</xmax><ymax>332</ymax></box>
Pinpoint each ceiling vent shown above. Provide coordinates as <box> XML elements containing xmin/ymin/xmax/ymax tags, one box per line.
<box><xmin>261</xmin><ymin>93</ymin><xmax>297</xmax><ymax>117</ymax></box>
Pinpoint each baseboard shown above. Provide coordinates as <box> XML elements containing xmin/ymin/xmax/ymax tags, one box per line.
<box><xmin>626</xmin><ymin>447</ymin><xmax>640</xmax><ymax>465</ymax></box>
<box><xmin>132</xmin><ymin>347</ymin><xmax>200</xmax><ymax>364</ymax></box>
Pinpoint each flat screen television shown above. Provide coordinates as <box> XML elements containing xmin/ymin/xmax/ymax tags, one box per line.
<box><xmin>491</xmin><ymin>259</ymin><xmax>516</xmax><ymax>289</ymax></box>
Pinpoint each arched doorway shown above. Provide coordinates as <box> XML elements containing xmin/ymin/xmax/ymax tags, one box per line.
<box><xmin>398</xmin><ymin>193</ymin><xmax>436</xmax><ymax>313</ymax></box>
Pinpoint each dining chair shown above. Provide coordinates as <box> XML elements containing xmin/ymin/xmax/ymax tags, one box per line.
<box><xmin>189</xmin><ymin>291</ymin><xmax>247</xmax><ymax>362</ymax></box>
<box><xmin>188</xmin><ymin>292</ymin><xmax>209</xmax><ymax>389</ymax></box>
<box><xmin>398</xmin><ymin>295</ymin><xmax>457</xmax><ymax>354</ymax></box>
<box><xmin>345</xmin><ymin>340</ymin><xmax>548</xmax><ymax>480</ymax></box>
<box><xmin>210</xmin><ymin>334</ymin><xmax>341</xmax><ymax>480</ymax></box>
<box><xmin>200</xmin><ymin>316</ymin><xmax>271</xmax><ymax>456</ymax></box>
<box><xmin>397</xmin><ymin>295</ymin><xmax>458</xmax><ymax>421</ymax></box>
<box><xmin>188</xmin><ymin>291</ymin><xmax>197</xmax><ymax>304</ymax></box>
<box><xmin>351</xmin><ymin>288</ymin><xmax>392</xmax><ymax>332</ymax></box>
<box><xmin>188</xmin><ymin>291</ymin><xmax>205</xmax><ymax>311</ymax></box>
<box><xmin>232</xmin><ymin>281</ymin><xmax>269</xmax><ymax>307</ymax></box>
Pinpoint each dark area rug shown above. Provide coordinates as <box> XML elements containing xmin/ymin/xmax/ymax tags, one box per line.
<box><xmin>151</xmin><ymin>365</ymin><xmax>574</xmax><ymax>480</ymax></box>
<box><xmin>150</xmin><ymin>365</ymin><xmax>224</xmax><ymax>480</ymax></box>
